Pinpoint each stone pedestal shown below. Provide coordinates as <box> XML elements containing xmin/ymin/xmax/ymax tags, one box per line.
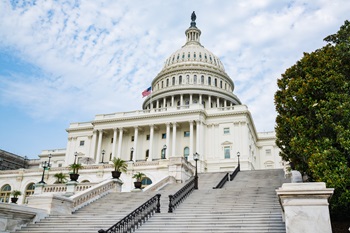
<box><xmin>27</xmin><ymin>194</ymin><xmax>73</xmax><ymax>215</ymax></box>
<box><xmin>33</xmin><ymin>183</ymin><xmax>45</xmax><ymax>195</ymax></box>
<box><xmin>276</xmin><ymin>182</ymin><xmax>334</xmax><ymax>233</ymax></box>
<box><xmin>65</xmin><ymin>181</ymin><xmax>78</xmax><ymax>196</ymax></box>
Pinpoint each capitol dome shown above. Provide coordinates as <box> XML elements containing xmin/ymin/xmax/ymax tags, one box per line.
<box><xmin>143</xmin><ymin>12</ymin><xmax>241</xmax><ymax>110</ymax></box>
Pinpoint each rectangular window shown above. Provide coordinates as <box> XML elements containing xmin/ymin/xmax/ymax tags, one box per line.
<box><xmin>162</xmin><ymin>133</ymin><xmax>166</xmax><ymax>139</ymax></box>
<box><xmin>131</xmin><ymin>136</ymin><xmax>134</xmax><ymax>142</ymax></box>
<box><xmin>184</xmin><ymin>131</ymin><xmax>190</xmax><ymax>137</ymax></box>
<box><xmin>223</xmin><ymin>128</ymin><xmax>230</xmax><ymax>134</ymax></box>
<box><xmin>224</xmin><ymin>146</ymin><xmax>230</xmax><ymax>159</ymax></box>
<box><xmin>79</xmin><ymin>140</ymin><xmax>85</xmax><ymax>146</ymax></box>
<box><xmin>146</xmin><ymin>135</ymin><xmax>150</xmax><ymax>140</ymax></box>
<box><xmin>111</xmin><ymin>138</ymin><xmax>114</xmax><ymax>143</ymax></box>
<box><xmin>266</xmin><ymin>149</ymin><xmax>271</xmax><ymax>156</ymax></box>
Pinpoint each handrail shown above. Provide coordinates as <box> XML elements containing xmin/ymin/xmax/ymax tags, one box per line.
<box><xmin>168</xmin><ymin>177</ymin><xmax>195</xmax><ymax>213</ymax></box>
<box><xmin>98</xmin><ymin>194</ymin><xmax>161</xmax><ymax>233</ymax></box>
<box><xmin>213</xmin><ymin>173</ymin><xmax>229</xmax><ymax>189</ymax></box>
<box><xmin>230</xmin><ymin>164</ymin><xmax>240</xmax><ymax>181</ymax></box>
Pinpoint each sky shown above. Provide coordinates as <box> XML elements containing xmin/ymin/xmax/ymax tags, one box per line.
<box><xmin>0</xmin><ymin>0</ymin><xmax>349</xmax><ymax>159</ymax></box>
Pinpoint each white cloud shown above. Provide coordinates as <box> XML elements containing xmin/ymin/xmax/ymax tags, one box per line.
<box><xmin>0</xmin><ymin>0</ymin><xmax>349</xmax><ymax>133</ymax></box>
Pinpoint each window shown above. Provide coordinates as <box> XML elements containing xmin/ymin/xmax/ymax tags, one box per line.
<box><xmin>172</xmin><ymin>77</ymin><xmax>175</xmax><ymax>85</ymax></box>
<box><xmin>166</xmin><ymin>79</ymin><xmax>169</xmax><ymax>87</ymax></box>
<box><xmin>266</xmin><ymin>149</ymin><xmax>272</xmax><ymax>156</ymax></box>
<box><xmin>186</xmin><ymin>75</ymin><xmax>189</xmax><ymax>84</ymax></box>
<box><xmin>0</xmin><ymin>184</ymin><xmax>11</xmax><ymax>203</ymax></box>
<box><xmin>161</xmin><ymin>81</ymin><xmax>164</xmax><ymax>88</ymax></box>
<box><xmin>208</xmin><ymin>77</ymin><xmax>211</xmax><ymax>85</ymax></box>
<box><xmin>24</xmin><ymin>183</ymin><xmax>35</xmax><ymax>204</ymax></box>
<box><xmin>214</xmin><ymin>78</ymin><xmax>217</xmax><ymax>87</ymax></box>
<box><xmin>161</xmin><ymin>148</ymin><xmax>166</xmax><ymax>159</ymax></box>
<box><xmin>58</xmin><ymin>163</ymin><xmax>62</xmax><ymax>167</ymax></box>
<box><xmin>111</xmin><ymin>138</ymin><xmax>113</xmax><ymax>143</ymax></box>
<box><xmin>179</xmin><ymin>76</ymin><xmax>182</xmax><ymax>84</ymax></box>
<box><xmin>194</xmin><ymin>75</ymin><xmax>197</xmax><ymax>83</ymax></box>
<box><xmin>223</xmin><ymin>128</ymin><xmax>230</xmax><ymax>134</ymax></box>
<box><xmin>145</xmin><ymin>150</ymin><xmax>149</xmax><ymax>160</ymax></box>
<box><xmin>79</xmin><ymin>140</ymin><xmax>85</xmax><ymax>146</ymax></box>
<box><xmin>220</xmin><ymin>80</ymin><xmax>223</xmax><ymax>88</ymax></box>
<box><xmin>201</xmin><ymin>75</ymin><xmax>204</xmax><ymax>84</ymax></box>
<box><xmin>184</xmin><ymin>131</ymin><xmax>190</xmax><ymax>137</ymax></box>
<box><xmin>184</xmin><ymin>147</ymin><xmax>189</xmax><ymax>161</ymax></box>
<box><xmin>162</xmin><ymin>133</ymin><xmax>166</xmax><ymax>139</ymax></box>
<box><xmin>146</xmin><ymin>135</ymin><xmax>150</xmax><ymax>140</ymax></box>
<box><xmin>224</xmin><ymin>146</ymin><xmax>230</xmax><ymax>159</ymax></box>
<box><xmin>131</xmin><ymin>136</ymin><xmax>134</xmax><ymax>142</ymax></box>
<box><xmin>130</xmin><ymin>150</ymin><xmax>134</xmax><ymax>161</ymax></box>
<box><xmin>141</xmin><ymin>177</ymin><xmax>152</xmax><ymax>188</ymax></box>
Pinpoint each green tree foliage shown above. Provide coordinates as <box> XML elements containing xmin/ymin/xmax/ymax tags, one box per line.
<box><xmin>275</xmin><ymin>20</ymin><xmax>350</xmax><ymax>218</ymax></box>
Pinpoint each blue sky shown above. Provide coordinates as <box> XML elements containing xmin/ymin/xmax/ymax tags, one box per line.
<box><xmin>0</xmin><ymin>0</ymin><xmax>349</xmax><ymax>159</ymax></box>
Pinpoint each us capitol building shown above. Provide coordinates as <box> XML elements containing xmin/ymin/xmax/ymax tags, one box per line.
<box><xmin>0</xmin><ymin>12</ymin><xmax>283</xmax><ymax>204</ymax></box>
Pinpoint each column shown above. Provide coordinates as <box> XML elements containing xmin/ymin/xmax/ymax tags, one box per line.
<box><xmin>156</xmin><ymin>100</ymin><xmax>159</xmax><ymax>109</ymax></box>
<box><xmin>224</xmin><ymin>100</ymin><xmax>227</xmax><ymax>108</ymax></box>
<box><xmin>196</xmin><ymin>121</ymin><xmax>201</xmax><ymax>155</ymax></box>
<box><xmin>171</xmin><ymin>96</ymin><xmax>174</xmax><ymax>106</ymax></box>
<box><xmin>148</xmin><ymin>125</ymin><xmax>154</xmax><ymax>161</ymax></box>
<box><xmin>117</xmin><ymin>128</ymin><xmax>123</xmax><ymax>158</ymax></box>
<box><xmin>90</xmin><ymin>130</ymin><xmax>97</xmax><ymax>160</ymax></box>
<box><xmin>208</xmin><ymin>95</ymin><xmax>211</xmax><ymax>108</ymax></box>
<box><xmin>217</xmin><ymin>97</ymin><xmax>220</xmax><ymax>108</ymax></box>
<box><xmin>163</xmin><ymin>98</ymin><xmax>166</xmax><ymax>108</ymax></box>
<box><xmin>189</xmin><ymin>121</ymin><xmax>194</xmax><ymax>161</ymax></box>
<box><xmin>190</xmin><ymin>94</ymin><xmax>193</xmax><ymax>104</ymax></box>
<box><xmin>112</xmin><ymin>128</ymin><xmax>117</xmax><ymax>158</ymax></box>
<box><xmin>172</xmin><ymin>123</ymin><xmax>177</xmax><ymax>157</ymax></box>
<box><xmin>166</xmin><ymin>123</ymin><xmax>170</xmax><ymax>159</ymax></box>
<box><xmin>180</xmin><ymin>95</ymin><xmax>183</xmax><ymax>106</ymax></box>
<box><xmin>133</xmin><ymin>127</ymin><xmax>139</xmax><ymax>162</ymax></box>
<box><xmin>96</xmin><ymin>130</ymin><xmax>103</xmax><ymax>163</ymax></box>
<box><xmin>199</xmin><ymin>94</ymin><xmax>202</xmax><ymax>105</ymax></box>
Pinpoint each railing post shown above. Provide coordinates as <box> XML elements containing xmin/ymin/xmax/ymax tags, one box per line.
<box><xmin>168</xmin><ymin>195</ymin><xmax>173</xmax><ymax>213</ymax></box>
<box><xmin>156</xmin><ymin>194</ymin><xmax>161</xmax><ymax>213</ymax></box>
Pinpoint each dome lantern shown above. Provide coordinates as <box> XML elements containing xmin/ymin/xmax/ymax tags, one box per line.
<box><xmin>185</xmin><ymin>11</ymin><xmax>201</xmax><ymax>46</ymax></box>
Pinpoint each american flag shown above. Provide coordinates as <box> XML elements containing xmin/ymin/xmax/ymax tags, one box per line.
<box><xmin>142</xmin><ymin>86</ymin><xmax>152</xmax><ymax>97</ymax></box>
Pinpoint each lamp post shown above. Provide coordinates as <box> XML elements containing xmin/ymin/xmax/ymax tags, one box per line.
<box><xmin>237</xmin><ymin>152</ymin><xmax>240</xmax><ymax>171</ymax></box>
<box><xmin>193</xmin><ymin>152</ymin><xmax>199</xmax><ymax>189</ymax></box>
<box><xmin>38</xmin><ymin>154</ymin><xmax>52</xmax><ymax>184</ymax></box>
<box><xmin>101</xmin><ymin>149</ymin><xmax>105</xmax><ymax>164</ymax></box>
<box><xmin>162</xmin><ymin>145</ymin><xmax>167</xmax><ymax>159</ymax></box>
<box><xmin>130</xmin><ymin>147</ymin><xmax>134</xmax><ymax>161</ymax></box>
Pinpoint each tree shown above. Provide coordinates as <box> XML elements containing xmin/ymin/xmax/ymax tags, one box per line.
<box><xmin>275</xmin><ymin>20</ymin><xmax>350</xmax><ymax>218</ymax></box>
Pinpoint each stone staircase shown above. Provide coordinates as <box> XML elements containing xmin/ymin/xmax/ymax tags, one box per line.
<box><xmin>12</xmin><ymin>170</ymin><xmax>288</xmax><ymax>233</ymax></box>
<box><xmin>136</xmin><ymin>169</ymin><xmax>288</xmax><ymax>233</ymax></box>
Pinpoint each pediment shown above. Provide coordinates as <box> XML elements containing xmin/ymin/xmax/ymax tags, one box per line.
<box><xmin>221</xmin><ymin>141</ymin><xmax>233</xmax><ymax>145</ymax></box>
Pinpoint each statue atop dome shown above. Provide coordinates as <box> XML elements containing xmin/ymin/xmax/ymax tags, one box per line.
<box><xmin>190</xmin><ymin>11</ymin><xmax>197</xmax><ymax>28</ymax></box>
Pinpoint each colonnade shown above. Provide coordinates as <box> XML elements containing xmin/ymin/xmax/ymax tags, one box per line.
<box><xmin>90</xmin><ymin>121</ymin><xmax>204</xmax><ymax>164</ymax></box>
<box><xmin>145</xmin><ymin>93</ymin><xmax>235</xmax><ymax>110</ymax></box>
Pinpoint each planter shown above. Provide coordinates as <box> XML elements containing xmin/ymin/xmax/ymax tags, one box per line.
<box><xmin>111</xmin><ymin>171</ymin><xmax>122</xmax><ymax>179</ymax></box>
<box><xmin>134</xmin><ymin>181</ymin><xmax>142</xmax><ymax>189</ymax></box>
<box><xmin>70</xmin><ymin>173</ymin><xmax>80</xmax><ymax>182</ymax></box>
<box><xmin>11</xmin><ymin>197</ymin><xmax>18</xmax><ymax>204</ymax></box>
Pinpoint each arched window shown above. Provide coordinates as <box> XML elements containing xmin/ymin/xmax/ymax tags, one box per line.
<box><xmin>130</xmin><ymin>150</ymin><xmax>134</xmax><ymax>161</ymax></box>
<box><xmin>194</xmin><ymin>75</ymin><xmax>197</xmax><ymax>84</ymax></box>
<box><xmin>0</xmin><ymin>184</ymin><xmax>11</xmax><ymax>203</ymax></box>
<box><xmin>186</xmin><ymin>75</ymin><xmax>189</xmax><ymax>84</ymax></box>
<box><xmin>145</xmin><ymin>150</ymin><xmax>149</xmax><ymax>160</ymax></box>
<box><xmin>24</xmin><ymin>183</ymin><xmax>35</xmax><ymax>204</ymax></box>
<box><xmin>141</xmin><ymin>177</ymin><xmax>152</xmax><ymax>188</ymax></box>
<box><xmin>201</xmin><ymin>75</ymin><xmax>204</xmax><ymax>84</ymax></box>
<box><xmin>166</xmin><ymin>79</ymin><xmax>169</xmax><ymax>87</ymax></box>
<box><xmin>214</xmin><ymin>78</ymin><xmax>217</xmax><ymax>87</ymax></box>
<box><xmin>188</xmin><ymin>52</ymin><xmax>190</xmax><ymax>59</ymax></box>
<box><xmin>208</xmin><ymin>77</ymin><xmax>211</xmax><ymax>85</ymax></box>
<box><xmin>161</xmin><ymin>148</ymin><xmax>166</xmax><ymax>159</ymax></box>
<box><xmin>161</xmin><ymin>81</ymin><xmax>164</xmax><ymax>88</ymax></box>
<box><xmin>184</xmin><ymin>147</ymin><xmax>189</xmax><ymax>161</ymax></box>
<box><xmin>194</xmin><ymin>53</ymin><xmax>196</xmax><ymax>59</ymax></box>
<box><xmin>81</xmin><ymin>180</ymin><xmax>90</xmax><ymax>183</ymax></box>
<box><xmin>199</xmin><ymin>53</ymin><xmax>202</xmax><ymax>59</ymax></box>
<box><xmin>179</xmin><ymin>76</ymin><xmax>182</xmax><ymax>84</ymax></box>
<box><xmin>172</xmin><ymin>77</ymin><xmax>175</xmax><ymax>85</ymax></box>
<box><xmin>220</xmin><ymin>80</ymin><xmax>223</xmax><ymax>88</ymax></box>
